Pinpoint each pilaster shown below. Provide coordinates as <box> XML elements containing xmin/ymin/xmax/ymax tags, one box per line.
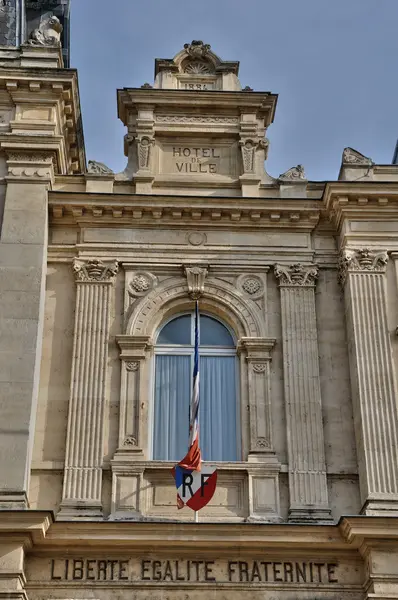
<box><xmin>274</xmin><ymin>263</ymin><xmax>332</xmax><ymax>522</ymax></box>
<box><xmin>339</xmin><ymin>248</ymin><xmax>398</xmax><ymax>515</ymax></box>
<box><xmin>237</xmin><ymin>337</ymin><xmax>276</xmax><ymax>458</ymax></box>
<box><xmin>59</xmin><ymin>258</ymin><xmax>118</xmax><ymax>519</ymax></box>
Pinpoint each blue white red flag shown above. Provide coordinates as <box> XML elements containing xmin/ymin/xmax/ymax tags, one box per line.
<box><xmin>172</xmin><ymin>301</ymin><xmax>202</xmax><ymax>509</ymax></box>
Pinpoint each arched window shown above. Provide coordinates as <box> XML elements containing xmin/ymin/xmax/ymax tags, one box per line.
<box><xmin>153</xmin><ymin>313</ymin><xmax>239</xmax><ymax>462</ymax></box>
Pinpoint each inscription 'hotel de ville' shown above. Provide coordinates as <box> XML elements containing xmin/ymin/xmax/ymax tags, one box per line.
<box><xmin>2</xmin><ymin>31</ymin><xmax>398</xmax><ymax>600</ymax></box>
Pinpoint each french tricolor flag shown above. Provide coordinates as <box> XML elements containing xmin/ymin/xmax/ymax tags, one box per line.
<box><xmin>175</xmin><ymin>301</ymin><xmax>201</xmax><ymax>507</ymax></box>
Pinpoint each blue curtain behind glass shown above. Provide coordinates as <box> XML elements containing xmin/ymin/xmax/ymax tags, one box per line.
<box><xmin>200</xmin><ymin>356</ymin><xmax>238</xmax><ymax>461</ymax></box>
<box><xmin>153</xmin><ymin>354</ymin><xmax>237</xmax><ymax>461</ymax></box>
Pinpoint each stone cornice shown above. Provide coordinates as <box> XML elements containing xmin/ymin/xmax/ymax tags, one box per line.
<box><xmin>324</xmin><ymin>182</ymin><xmax>398</xmax><ymax>230</ymax></box>
<box><xmin>49</xmin><ymin>193</ymin><xmax>321</xmax><ymax>230</ymax></box>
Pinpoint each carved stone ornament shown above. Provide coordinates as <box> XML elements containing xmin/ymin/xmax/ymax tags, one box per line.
<box><xmin>338</xmin><ymin>248</ymin><xmax>388</xmax><ymax>286</ymax></box>
<box><xmin>184</xmin><ymin>265</ymin><xmax>208</xmax><ymax>300</ymax></box>
<box><xmin>27</xmin><ymin>15</ymin><xmax>63</xmax><ymax>46</ymax></box>
<box><xmin>184</xmin><ymin>40</ymin><xmax>211</xmax><ymax>60</ymax></box>
<box><xmin>123</xmin><ymin>436</ymin><xmax>138</xmax><ymax>446</ymax></box>
<box><xmin>279</xmin><ymin>164</ymin><xmax>306</xmax><ymax>181</ymax></box>
<box><xmin>126</xmin><ymin>361</ymin><xmax>139</xmax><ymax>372</ymax></box>
<box><xmin>252</xmin><ymin>363</ymin><xmax>267</xmax><ymax>373</ymax></box>
<box><xmin>127</xmin><ymin>272</ymin><xmax>157</xmax><ymax>299</ymax></box>
<box><xmin>138</xmin><ymin>136</ymin><xmax>155</xmax><ymax>170</ymax></box>
<box><xmin>342</xmin><ymin>147</ymin><xmax>373</xmax><ymax>166</ymax></box>
<box><xmin>156</xmin><ymin>115</ymin><xmax>239</xmax><ymax>124</ymax></box>
<box><xmin>87</xmin><ymin>160</ymin><xmax>113</xmax><ymax>175</ymax></box>
<box><xmin>141</xmin><ymin>82</ymin><xmax>153</xmax><ymax>89</ymax></box>
<box><xmin>240</xmin><ymin>138</ymin><xmax>268</xmax><ymax>173</ymax></box>
<box><xmin>185</xmin><ymin>62</ymin><xmax>212</xmax><ymax>74</ymax></box>
<box><xmin>243</xmin><ymin>85</ymin><xmax>254</xmax><ymax>92</ymax></box>
<box><xmin>274</xmin><ymin>263</ymin><xmax>318</xmax><ymax>287</ymax></box>
<box><xmin>73</xmin><ymin>259</ymin><xmax>119</xmax><ymax>283</ymax></box>
<box><xmin>237</xmin><ymin>274</ymin><xmax>264</xmax><ymax>299</ymax></box>
<box><xmin>256</xmin><ymin>437</ymin><xmax>271</xmax><ymax>448</ymax></box>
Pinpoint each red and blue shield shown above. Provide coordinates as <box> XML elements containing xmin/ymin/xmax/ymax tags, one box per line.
<box><xmin>172</xmin><ymin>465</ymin><xmax>217</xmax><ymax>511</ymax></box>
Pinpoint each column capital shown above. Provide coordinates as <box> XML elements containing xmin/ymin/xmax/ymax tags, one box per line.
<box><xmin>274</xmin><ymin>263</ymin><xmax>318</xmax><ymax>287</ymax></box>
<box><xmin>73</xmin><ymin>258</ymin><xmax>119</xmax><ymax>283</ymax></box>
<box><xmin>338</xmin><ymin>248</ymin><xmax>388</xmax><ymax>286</ymax></box>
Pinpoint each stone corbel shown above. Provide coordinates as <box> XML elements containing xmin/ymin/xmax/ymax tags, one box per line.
<box><xmin>239</xmin><ymin>137</ymin><xmax>268</xmax><ymax>174</ymax></box>
<box><xmin>115</xmin><ymin>335</ymin><xmax>152</xmax><ymax>455</ymax></box>
<box><xmin>137</xmin><ymin>135</ymin><xmax>155</xmax><ymax>171</ymax></box>
<box><xmin>237</xmin><ymin>337</ymin><xmax>276</xmax><ymax>456</ymax></box>
<box><xmin>184</xmin><ymin>265</ymin><xmax>208</xmax><ymax>299</ymax></box>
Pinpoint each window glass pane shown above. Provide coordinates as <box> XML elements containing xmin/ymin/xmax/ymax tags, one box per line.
<box><xmin>153</xmin><ymin>354</ymin><xmax>191</xmax><ymax>460</ymax></box>
<box><xmin>200</xmin><ymin>315</ymin><xmax>234</xmax><ymax>346</ymax></box>
<box><xmin>157</xmin><ymin>315</ymin><xmax>191</xmax><ymax>345</ymax></box>
<box><xmin>200</xmin><ymin>356</ymin><xmax>238</xmax><ymax>461</ymax></box>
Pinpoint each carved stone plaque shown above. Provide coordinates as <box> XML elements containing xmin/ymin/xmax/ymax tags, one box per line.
<box><xmin>159</xmin><ymin>141</ymin><xmax>238</xmax><ymax>178</ymax></box>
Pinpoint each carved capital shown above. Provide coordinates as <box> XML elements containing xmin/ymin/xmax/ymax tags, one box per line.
<box><xmin>338</xmin><ymin>248</ymin><xmax>388</xmax><ymax>286</ymax></box>
<box><xmin>73</xmin><ymin>259</ymin><xmax>119</xmax><ymax>283</ymax></box>
<box><xmin>184</xmin><ymin>265</ymin><xmax>208</xmax><ymax>300</ymax></box>
<box><xmin>274</xmin><ymin>263</ymin><xmax>318</xmax><ymax>287</ymax></box>
<box><xmin>5</xmin><ymin>150</ymin><xmax>56</xmax><ymax>179</ymax></box>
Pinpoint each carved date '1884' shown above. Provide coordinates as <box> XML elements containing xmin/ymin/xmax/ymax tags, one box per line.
<box><xmin>50</xmin><ymin>558</ymin><xmax>339</xmax><ymax>584</ymax></box>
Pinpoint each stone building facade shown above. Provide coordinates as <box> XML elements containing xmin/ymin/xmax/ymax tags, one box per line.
<box><xmin>1</xmin><ymin>36</ymin><xmax>398</xmax><ymax>600</ymax></box>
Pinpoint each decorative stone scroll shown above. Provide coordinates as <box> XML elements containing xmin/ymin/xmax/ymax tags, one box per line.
<box><xmin>274</xmin><ymin>263</ymin><xmax>331</xmax><ymax>522</ymax></box>
<box><xmin>342</xmin><ymin>147</ymin><xmax>373</xmax><ymax>166</ymax></box>
<box><xmin>278</xmin><ymin>164</ymin><xmax>306</xmax><ymax>182</ymax></box>
<box><xmin>240</xmin><ymin>138</ymin><xmax>268</xmax><ymax>173</ymax></box>
<box><xmin>339</xmin><ymin>248</ymin><xmax>398</xmax><ymax>514</ymax></box>
<box><xmin>87</xmin><ymin>160</ymin><xmax>113</xmax><ymax>175</ymax></box>
<box><xmin>184</xmin><ymin>265</ymin><xmax>208</xmax><ymax>300</ymax></box>
<box><xmin>60</xmin><ymin>258</ymin><xmax>119</xmax><ymax>518</ymax></box>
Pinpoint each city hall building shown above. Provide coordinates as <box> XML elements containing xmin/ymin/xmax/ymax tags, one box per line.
<box><xmin>2</xmin><ymin>8</ymin><xmax>398</xmax><ymax>600</ymax></box>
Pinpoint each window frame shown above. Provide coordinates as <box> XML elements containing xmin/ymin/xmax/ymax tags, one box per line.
<box><xmin>149</xmin><ymin>311</ymin><xmax>241</xmax><ymax>461</ymax></box>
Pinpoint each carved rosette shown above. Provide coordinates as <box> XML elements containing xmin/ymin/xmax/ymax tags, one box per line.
<box><xmin>138</xmin><ymin>136</ymin><xmax>155</xmax><ymax>170</ymax></box>
<box><xmin>125</xmin><ymin>361</ymin><xmax>139</xmax><ymax>372</ymax></box>
<box><xmin>127</xmin><ymin>272</ymin><xmax>157</xmax><ymax>300</ymax></box>
<box><xmin>73</xmin><ymin>259</ymin><xmax>119</xmax><ymax>283</ymax></box>
<box><xmin>274</xmin><ymin>264</ymin><xmax>318</xmax><ymax>288</ymax></box>
<box><xmin>237</xmin><ymin>274</ymin><xmax>264</xmax><ymax>299</ymax></box>
<box><xmin>338</xmin><ymin>248</ymin><xmax>388</xmax><ymax>287</ymax></box>
<box><xmin>184</xmin><ymin>265</ymin><xmax>208</xmax><ymax>300</ymax></box>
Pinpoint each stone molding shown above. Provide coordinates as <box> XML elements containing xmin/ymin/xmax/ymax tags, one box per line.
<box><xmin>184</xmin><ymin>265</ymin><xmax>208</xmax><ymax>299</ymax></box>
<box><xmin>126</xmin><ymin>276</ymin><xmax>265</xmax><ymax>338</ymax></box>
<box><xmin>274</xmin><ymin>263</ymin><xmax>318</xmax><ymax>287</ymax></box>
<box><xmin>155</xmin><ymin>115</ymin><xmax>239</xmax><ymax>124</ymax></box>
<box><xmin>338</xmin><ymin>248</ymin><xmax>388</xmax><ymax>286</ymax></box>
<box><xmin>73</xmin><ymin>258</ymin><xmax>119</xmax><ymax>283</ymax></box>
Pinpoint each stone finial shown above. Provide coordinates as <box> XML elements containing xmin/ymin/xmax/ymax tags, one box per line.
<box><xmin>183</xmin><ymin>40</ymin><xmax>211</xmax><ymax>59</ymax></box>
<box><xmin>274</xmin><ymin>263</ymin><xmax>318</xmax><ymax>287</ymax></box>
<box><xmin>27</xmin><ymin>15</ymin><xmax>63</xmax><ymax>46</ymax></box>
<box><xmin>87</xmin><ymin>160</ymin><xmax>113</xmax><ymax>175</ymax></box>
<box><xmin>338</xmin><ymin>248</ymin><xmax>388</xmax><ymax>286</ymax></box>
<box><xmin>184</xmin><ymin>265</ymin><xmax>208</xmax><ymax>299</ymax></box>
<box><xmin>342</xmin><ymin>147</ymin><xmax>373</xmax><ymax>166</ymax></box>
<box><xmin>279</xmin><ymin>164</ymin><xmax>306</xmax><ymax>181</ymax></box>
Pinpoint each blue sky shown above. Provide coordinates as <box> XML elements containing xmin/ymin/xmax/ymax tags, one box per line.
<box><xmin>71</xmin><ymin>0</ymin><xmax>398</xmax><ymax>181</ymax></box>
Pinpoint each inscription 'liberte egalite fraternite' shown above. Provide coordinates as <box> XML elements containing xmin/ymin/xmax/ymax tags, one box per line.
<box><xmin>50</xmin><ymin>558</ymin><xmax>339</xmax><ymax>584</ymax></box>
